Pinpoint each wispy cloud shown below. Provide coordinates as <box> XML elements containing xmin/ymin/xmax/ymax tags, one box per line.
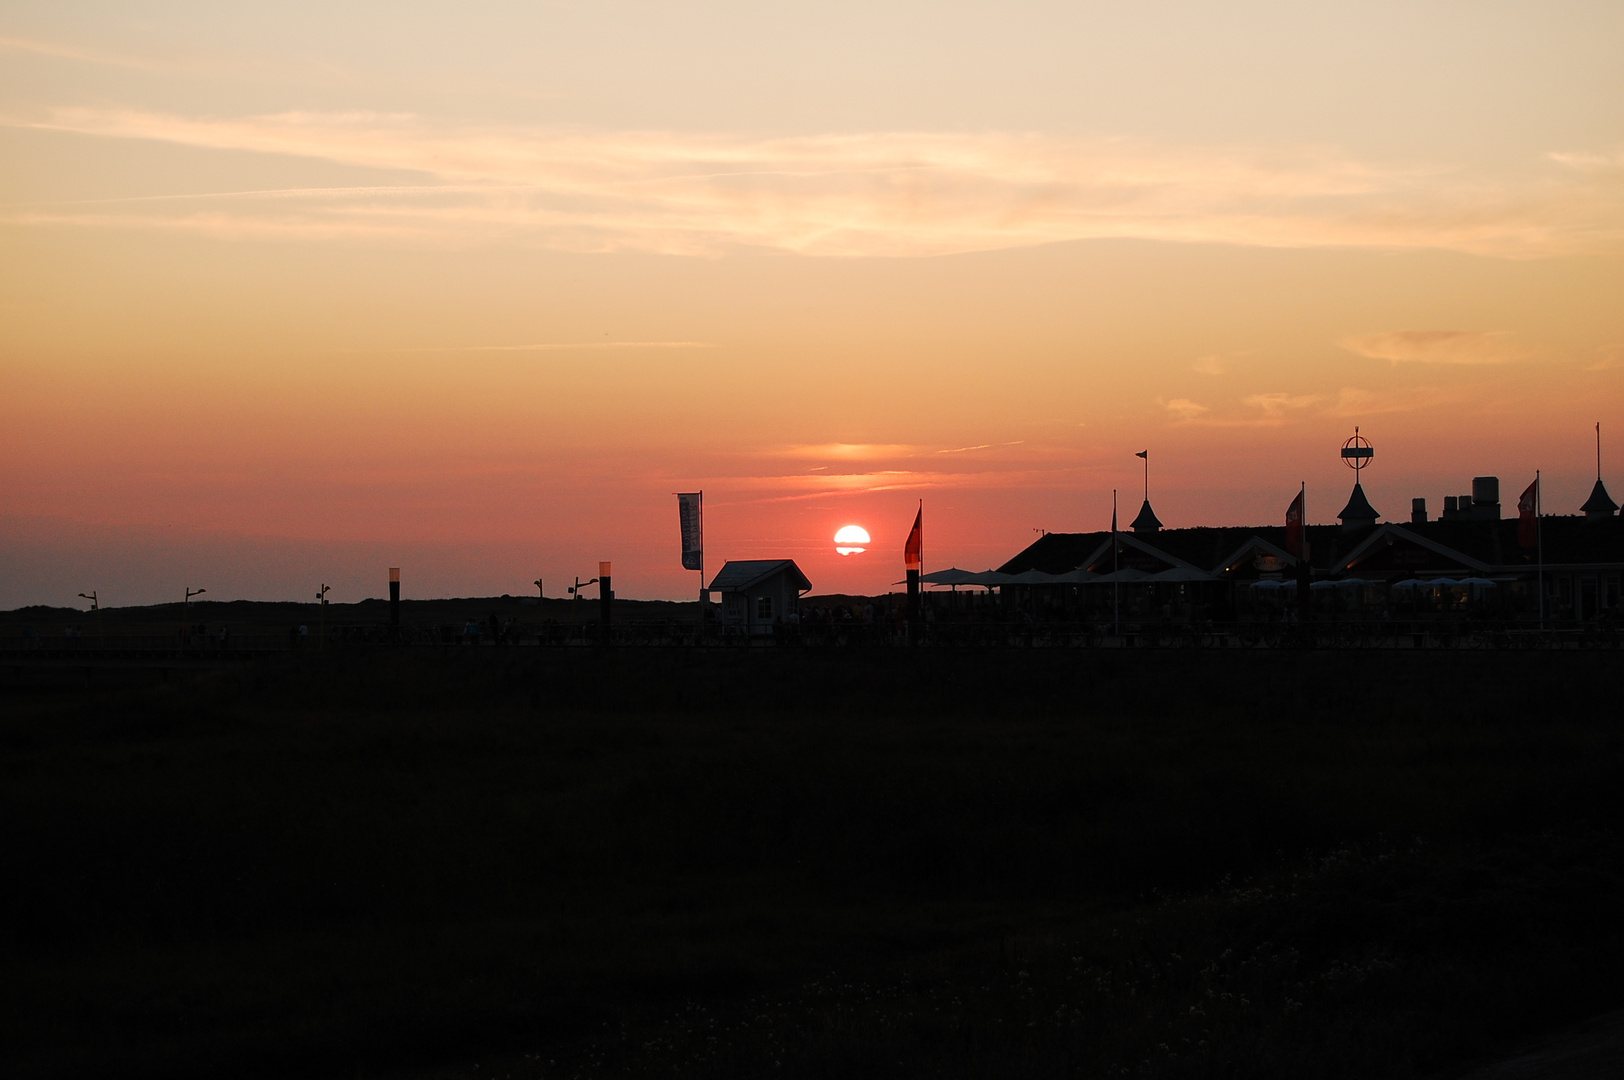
<box><xmin>1159</xmin><ymin>398</ymin><xmax>1211</xmax><ymax>421</ymax></box>
<box><xmin>1585</xmin><ymin>344</ymin><xmax>1624</xmax><ymax>372</ymax></box>
<box><xmin>1339</xmin><ymin>330</ymin><xmax>1528</xmax><ymax>365</ymax></box>
<box><xmin>347</xmin><ymin>341</ymin><xmax>711</xmax><ymax>353</ymax></box>
<box><xmin>1244</xmin><ymin>392</ymin><xmax>1324</xmax><ymax>417</ymax></box>
<box><xmin>1323</xmin><ymin>385</ymin><xmax>1467</xmax><ymax>418</ymax></box>
<box><xmin>1157</xmin><ymin>391</ymin><xmax>1321</xmax><ymax>428</ymax></box>
<box><xmin>773</xmin><ymin>443</ymin><xmax>923</xmax><ymax>461</ymax></box>
<box><xmin>1549</xmin><ymin>148</ymin><xmax>1624</xmax><ymax>172</ymax></box>
<box><xmin>4</xmin><ymin>108</ymin><xmax>1622</xmax><ymax>258</ymax></box>
<box><xmin>0</xmin><ymin>33</ymin><xmax>175</xmax><ymax>72</ymax></box>
<box><xmin>1191</xmin><ymin>354</ymin><xmax>1227</xmax><ymax>376</ymax></box>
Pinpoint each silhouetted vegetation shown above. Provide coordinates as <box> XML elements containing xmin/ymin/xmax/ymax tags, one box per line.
<box><xmin>3</xmin><ymin>649</ymin><xmax>1621</xmax><ymax>1078</ymax></box>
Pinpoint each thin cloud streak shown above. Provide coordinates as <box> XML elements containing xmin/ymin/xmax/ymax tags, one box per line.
<box><xmin>5</xmin><ymin>108</ymin><xmax>1622</xmax><ymax>258</ymax></box>
<box><xmin>345</xmin><ymin>341</ymin><xmax>713</xmax><ymax>353</ymax></box>
<box><xmin>1339</xmin><ymin>331</ymin><xmax>1528</xmax><ymax>365</ymax></box>
<box><xmin>0</xmin><ymin>33</ymin><xmax>179</xmax><ymax>72</ymax></box>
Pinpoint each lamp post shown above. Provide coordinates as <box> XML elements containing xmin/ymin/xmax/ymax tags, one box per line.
<box><xmin>79</xmin><ymin>591</ymin><xmax>101</xmax><ymax>646</ymax></box>
<box><xmin>533</xmin><ymin>577</ymin><xmax>544</xmax><ymax>600</ymax></box>
<box><xmin>184</xmin><ymin>587</ymin><xmax>205</xmax><ymax>652</ymax></box>
<box><xmin>568</xmin><ymin>575</ymin><xmax>599</xmax><ymax>634</ymax></box>
<box><xmin>317</xmin><ymin>583</ymin><xmax>330</xmax><ymax>647</ymax></box>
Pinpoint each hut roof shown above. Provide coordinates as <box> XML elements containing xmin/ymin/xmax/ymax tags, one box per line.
<box><xmin>707</xmin><ymin>559</ymin><xmax>812</xmax><ymax>594</ymax></box>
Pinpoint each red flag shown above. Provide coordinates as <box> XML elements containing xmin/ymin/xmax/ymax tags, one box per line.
<box><xmin>1518</xmin><ymin>478</ymin><xmax>1539</xmax><ymax>547</ymax></box>
<box><xmin>1285</xmin><ymin>489</ymin><xmax>1304</xmax><ymax>556</ymax></box>
<box><xmin>904</xmin><ymin>506</ymin><xmax>923</xmax><ymax>572</ymax></box>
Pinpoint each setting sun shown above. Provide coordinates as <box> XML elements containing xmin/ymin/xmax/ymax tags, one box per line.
<box><xmin>834</xmin><ymin>525</ymin><xmax>870</xmax><ymax>556</ymax></box>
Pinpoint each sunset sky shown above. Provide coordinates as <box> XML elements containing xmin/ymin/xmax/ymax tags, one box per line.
<box><xmin>4</xmin><ymin>2</ymin><xmax>1622</xmax><ymax>608</ymax></box>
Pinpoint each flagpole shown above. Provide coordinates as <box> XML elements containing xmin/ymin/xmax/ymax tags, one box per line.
<box><xmin>698</xmin><ymin>489</ymin><xmax>706</xmax><ymax>627</ymax></box>
<box><xmin>1299</xmin><ymin>481</ymin><xmax>1309</xmax><ymax>624</ymax></box>
<box><xmin>1112</xmin><ymin>488</ymin><xmax>1119</xmax><ymax>637</ymax></box>
<box><xmin>1536</xmin><ymin>470</ymin><xmax>1544</xmax><ymax>632</ymax></box>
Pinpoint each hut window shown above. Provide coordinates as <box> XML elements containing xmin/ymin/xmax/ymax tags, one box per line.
<box><xmin>756</xmin><ymin>596</ymin><xmax>774</xmax><ymax>620</ymax></box>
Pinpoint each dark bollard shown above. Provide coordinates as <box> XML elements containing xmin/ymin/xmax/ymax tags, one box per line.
<box><xmin>389</xmin><ymin>567</ymin><xmax>401</xmax><ymax>641</ymax></box>
<box><xmin>598</xmin><ymin>561</ymin><xmax>613</xmax><ymax>644</ymax></box>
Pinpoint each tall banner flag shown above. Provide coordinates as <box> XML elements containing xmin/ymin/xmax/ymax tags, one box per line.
<box><xmin>1285</xmin><ymin>489</ymin><xmax>1305</xmax><ymax>556</ymax></box>
<box><xmin>904</xmin><ymin>505</ymin><xmax>923</xmax><ymax>572</ymax></box>
<box><xmin>1518</xmin><ymin>477</ymin><xmax>1539</xmax><ymax>548</ymax></box>
<box><xmin>677</xmin><ymin>492</ymin><xmax>703</xmax><ymax>570</ymax></box>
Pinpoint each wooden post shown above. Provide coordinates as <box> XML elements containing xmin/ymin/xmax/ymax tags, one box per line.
<box><xmin>389</xmin><ymin>568</ymin><xmax>400</xmax><ymax>641</ymax></box>
<box><xmin>598</xmin><ymin>561</ymin><xmax>612</xmax><ymax>643</ymax></box>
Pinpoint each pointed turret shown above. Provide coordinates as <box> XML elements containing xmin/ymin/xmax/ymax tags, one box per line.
<box><xmin>1130</xmin><ymin>500</ymin><xmax>1162</xmax><ymax>534</ymax></box>
<box><xmin>1581</xmin><ymin>478</ymin><xmax>1618</xmax><ymax>520</ymax></box>
<box><xmin>1338</xmin><ymin>482</ymin><xmax>1379</xmax><ymax>531</ymax></box>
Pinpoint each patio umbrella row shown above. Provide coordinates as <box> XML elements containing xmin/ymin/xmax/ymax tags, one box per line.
<box><xmin>917</xmin><ymin>570</ymin><xmax>1506</xmax><ymax>590</ymax></box>
<box><xmin>917</xmin><ymin>566</ymin><xmax>1212</xmax><ymax>587</ymax></box>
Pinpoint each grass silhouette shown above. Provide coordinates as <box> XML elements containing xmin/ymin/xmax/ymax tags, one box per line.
<box><xmin>3</xmin><ymin>648</ymin><xmax>1622</xmax><ymax>1078</ymax></box>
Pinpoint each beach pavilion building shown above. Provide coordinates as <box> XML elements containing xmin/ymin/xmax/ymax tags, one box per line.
<box><xmin>991</xmin><ymin>475</ymin><xmax>1623</xmax><ymax>625</ymax></box>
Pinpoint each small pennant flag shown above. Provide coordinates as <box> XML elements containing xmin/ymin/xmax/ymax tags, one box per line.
<box><xmin>1285</xmin><ymin>489</ymin><xmax>1305</xmax><ymax>556</ymax></box>
<box><xmin>1518</xmin><ymin>478</ymin><xmax>1539</xmax><ymax>548</ymax></box>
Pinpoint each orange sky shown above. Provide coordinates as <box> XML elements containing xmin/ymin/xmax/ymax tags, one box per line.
<box><xmin>3</xmin><ymin>3</ymin><xmax>1622</xmax><ymax>607</ymax></box>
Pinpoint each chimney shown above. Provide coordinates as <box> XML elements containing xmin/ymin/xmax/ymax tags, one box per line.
<box><xmin>1411</xmin><ymin>497</ymin><xmax>1427</xmax><ymax>524</ymax></box>
<box><xmin>1443</xmin><ymin>496</ymin><xmax>1458</xmax><ymax>515</ymax></box>
<box><xmin>1470</xmin><ymin>477</ymin><xmax>1501</xmax><ymax>520</ymax></box>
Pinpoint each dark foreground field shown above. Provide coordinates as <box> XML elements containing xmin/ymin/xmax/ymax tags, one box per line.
<box><xmin>4</xmin><ymin>648</ymin><xmax>1622</xmax><ymax>1079</ymax></box>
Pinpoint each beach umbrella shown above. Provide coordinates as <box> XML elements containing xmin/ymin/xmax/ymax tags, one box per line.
<box><xmin>1004</xmin><ymin>568</ymin><xmax>1064</xmax><ymax>585</ymax></box>
<box><xmin>1095</xmin><ymin>568</ymin><xmax>1155</xmax><ymax>584</ymax></box>
<box><xmin>919</xmin><ymin>568</ymin><xmax>982</xmax><ymax>586</ymax></box>
<box><xmin>1149</xmin><ymin>566</ymin><xmax>1216</xmax><ymax>583</ymax></box>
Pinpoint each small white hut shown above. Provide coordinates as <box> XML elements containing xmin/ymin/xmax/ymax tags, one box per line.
<box><xmin>707</xmin><ymin>560</ymin><xmax>812</xmax><ymax>635</ymax></box>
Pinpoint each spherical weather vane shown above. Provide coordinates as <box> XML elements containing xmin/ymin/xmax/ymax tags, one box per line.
<box><xmin>1341</xmin><ymin>426</ymin><xmax>1373</xmax><ymax>475</ymax></box>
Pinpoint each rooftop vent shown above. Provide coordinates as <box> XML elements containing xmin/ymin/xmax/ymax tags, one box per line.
<box><xmin>1440</xmin><ymin>477</ymin><xmax>1501</xmax><ymax>521</ymax></box>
